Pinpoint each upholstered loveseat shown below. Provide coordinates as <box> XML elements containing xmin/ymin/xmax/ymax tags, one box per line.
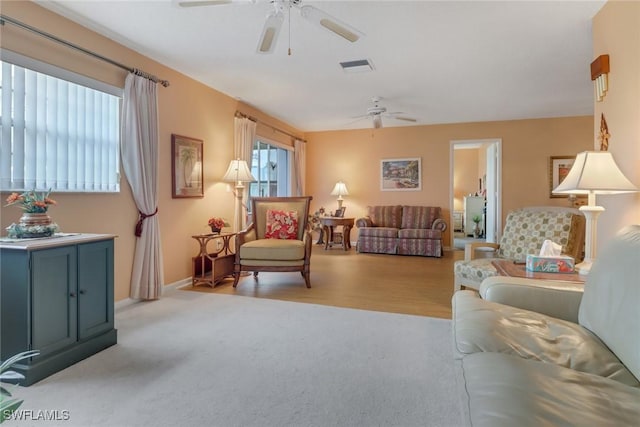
<box><xmin>356</xmin><ymin>205</ymin><xmax>447</xmax><ymax>257</ymax></box>
<box><xmin>452</xmin><ymin>225</ymin><xmax>640</xmax><ymax>426</ymax></box>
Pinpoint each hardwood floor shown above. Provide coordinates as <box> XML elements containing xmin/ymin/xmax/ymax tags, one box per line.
<box><xmin>185</xmin><ymin>246</ymin><xmax>464</xmax><ymax>319</ymax></box>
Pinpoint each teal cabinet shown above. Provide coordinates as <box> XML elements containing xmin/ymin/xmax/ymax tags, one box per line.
<box><xmin>0</xmin><ymin>234</ymin><xmax>117</xmax><ymax>386</ymax></box>
<box><xmin>31</xmin><ymin>245</ymin><xmax>78</xmax><ymax>357</ymax></box>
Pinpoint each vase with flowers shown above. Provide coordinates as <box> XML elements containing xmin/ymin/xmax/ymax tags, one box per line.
<box><xmin>207</xmin><ymin>217</ymin><xmax>230</xmax><ymax>234</ymax></box>
<box><xmin>5</xmin><ymin>189</ymin><xmax>59</xmax><ymax>238</ymax></box>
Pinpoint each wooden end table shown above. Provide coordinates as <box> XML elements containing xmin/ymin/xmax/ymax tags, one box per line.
<box><xmin>319</xmin><ymin>217</ymin><xmax>355</xmax><ymax>251</ymax></box>
<box><xmin>491</xmin><ymin>259</ymin><xmax>585</xmax><ymax>284</ymax></box>
<box><xmin>191</xmin><ymin>232</ymin><xmax>236</xmax><ymax>287</ymax></box>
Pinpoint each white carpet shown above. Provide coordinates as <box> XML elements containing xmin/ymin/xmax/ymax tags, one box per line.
<box><xmin>16</xmin><ymin>292</ymin><xmax>461</xmax><ymax>427</ymax></box>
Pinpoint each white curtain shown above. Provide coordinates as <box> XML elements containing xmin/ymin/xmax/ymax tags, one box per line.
<box><xmin>293</xmin><ymin>139</ymin><xmax>306</xmax><ymax>196</ymax></box>
<box><xmin>121</xmin><ymin>73</ymin><xmax>164</xmax><ymax>300</ymax></box>
<box><xmin>234</xmin><ymin>117</ymin><xmax>257</xmax><ymax>229</ymax></box>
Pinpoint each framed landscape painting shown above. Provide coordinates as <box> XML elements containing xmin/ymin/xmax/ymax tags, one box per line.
<box><xmin>171</xmin><ymin>134</ymin><xmax>204</xmax><ymax>198</ymax></box>
<box><xmin>380</xmin><ymin>158</ymin><xmax>422</xmax><ymax>191</ymax></box>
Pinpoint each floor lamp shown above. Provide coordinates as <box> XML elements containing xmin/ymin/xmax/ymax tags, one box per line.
<box><xmin>553</xmin><ymin>151</ymin><xmax>637</xmax><ymax>275</ymax></box>
<box><xmin>222</xmin><ymin>159</ymin><xmax>256</xmax><ymax>232</ymax></box>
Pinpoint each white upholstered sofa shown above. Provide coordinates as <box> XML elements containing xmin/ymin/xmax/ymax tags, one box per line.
<box><xmin>452</xmin><ymin>225</ymin><xmax>640</xmax><ymax>426</ymax></box>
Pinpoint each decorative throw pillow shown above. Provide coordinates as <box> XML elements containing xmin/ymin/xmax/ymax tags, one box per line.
<box><xmin>265</xmin><ymin>209</ymin><xmax>299</xmax><ymax>239</ymax></box>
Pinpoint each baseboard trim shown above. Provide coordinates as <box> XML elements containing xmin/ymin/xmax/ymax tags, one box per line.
<box><xmin>115</xmin><ymin>277</ymin><xmax>193</xmax><ymax>312</ymax></box>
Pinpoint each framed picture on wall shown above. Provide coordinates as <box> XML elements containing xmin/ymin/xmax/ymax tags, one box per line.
<box><xmin>549</xmin><ymin>155</ymin><xmax>575</xmax><ymax>198</ymax></box>
<box><xmin>380</xmin><ymin>158</ymin><xmax>422</xmax><ymax>191</ymax></box>
<box><xmin>172</xmin><ymin>134</ymin><xmax>204</xmax><ymax>198</ymax></box>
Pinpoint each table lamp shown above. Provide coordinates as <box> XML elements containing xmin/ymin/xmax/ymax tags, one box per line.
<box><xmin>553</xmin><ymin>151</ymin><xmax>637</xmax><ymax>275</ymax></box>
<box><xmin>222</xmin><ymin>159</ymin><xmax>256</xmax><ymax>232</ymax></box>
<box><xmin>330</xmin><ymin>181</ymin><xmax>349</xmax><ymax>209</ymax></box>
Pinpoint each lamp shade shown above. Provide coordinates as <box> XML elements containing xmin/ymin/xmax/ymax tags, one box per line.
<box><xmin>330</xmin><ymin>181</ymin><xmax>349</xmax><ymax>197</ymax></box>
<box><xmin>222</xmin><ymin>159</ymin><xmax>256</xmax><ymax>183</ymax></box>
<box><xmin>553</xmin><ymin>151</ymin><xmax>637</xmax><ymax>195</ymax></box>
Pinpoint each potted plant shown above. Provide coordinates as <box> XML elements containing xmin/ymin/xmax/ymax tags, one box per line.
<box><xmin>472</xmin><ymin>214</ymin><xmax>482</xmax><ymax>238</ymax></box>
<box><xmin>4</xmin><ymin>190</ymin><xmax>59</xmax><ymax>238</ymax></box>
<box><xmin>0</xmin><ymin>350</ymin><xmax>40</xmax><ymax>423</ymax></box>
<box><xmin>207</xmin><ymin>217</ymin><xmax>230</xmax><ymax>234</ymax></box>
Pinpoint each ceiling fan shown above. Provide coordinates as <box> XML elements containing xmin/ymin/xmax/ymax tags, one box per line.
<box><xmin>354</xmin><ymin>97</ymin><xmax>417</xmax><ymax>129</ymax></box>
<box><xmin>175</xmin><ymin>0</ymin><xmax>363</xmax><ymax>54</ymax></box>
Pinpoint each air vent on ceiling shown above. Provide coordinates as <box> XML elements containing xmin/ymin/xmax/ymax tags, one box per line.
<box><xmin>339</xmin><ymin>59</ymin><xmax>374</xmax><ymax>73</ymax></box>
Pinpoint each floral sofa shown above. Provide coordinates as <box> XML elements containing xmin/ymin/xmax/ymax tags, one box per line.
<box><xmin>356</xmin><ymin>205</ymin><xmax>447</xmax><ymax>257</ymax></box>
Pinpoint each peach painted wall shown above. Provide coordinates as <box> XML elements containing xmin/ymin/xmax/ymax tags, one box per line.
<box><xmin>305</xmin><ymin>116</ymin><xmax>593</xmax><ymax>247</ymax></box>
<box><xmin>453</xmin><ymin>149</ymin><xmax>479</xmax><ymax>211</ymax></box>
<box><xmin>0</xmin><ymin>1</ymin><xmax>302</xmax><ymax>301</ymax></box>
<box><xmin>592</xmin><ymin>0</ymin><xmax>640</xmax><ymax>248</ymax></box>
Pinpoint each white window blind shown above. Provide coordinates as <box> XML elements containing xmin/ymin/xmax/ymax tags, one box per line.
<box><xmin>0</xmin><ymin>60</ymin><xmax>121</xmax><ymax>192</ymax></box>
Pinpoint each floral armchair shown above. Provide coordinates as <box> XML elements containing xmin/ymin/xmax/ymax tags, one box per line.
<box><xmin>454</xmin><ymin>207</ymin><xmax>585</xmax><ymax>291</ymax></box>
<box><xmin>233</xmin><ymin>196</ymin><xmax>313</xmax><ymax>288</ymax></box>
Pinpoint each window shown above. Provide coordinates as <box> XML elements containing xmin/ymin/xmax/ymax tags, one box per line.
<box><xmin>0</xmin><ymin>54</ymin><xmax>121</xmax><ymax>192</ymax></box>
<box><xmin>248</xmin><ymin>140</ymin><xmax>291</xmax><ymax>203</ymax></box>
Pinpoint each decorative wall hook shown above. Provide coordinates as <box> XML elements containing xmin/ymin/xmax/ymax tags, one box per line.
<box><xmin>591</xmin><ymin>54</ymin><xmax>610</xmax><ymax>102</ymax></box>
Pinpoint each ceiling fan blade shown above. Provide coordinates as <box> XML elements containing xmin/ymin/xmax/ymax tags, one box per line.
<box><xmin>176</xmin><ymin>0</ymin><xmax>233</xmax><ymax>7</ymax></box>
<box><xmin>257</xmin><ymin>11</ymin><xmax>284</xmax><ymax>54</ymax></box>
<box><xmin>372</xmin><ymin>115</ymin><xmax>383</xmax><ymax>129</ymax></box>
<box><xmin>344</xmin><ymin>116</ymin><xmax>369</xmax><ymax>126</ymax></box>
<box><xmin>392</xmin><ymin>116</ymin><xmax>417</xmax><ymax>122</ymax></box>
<box><xmin>299</xmin><ymin>5</ymin><xmax>363</xmax><ymax>43</ymax></box>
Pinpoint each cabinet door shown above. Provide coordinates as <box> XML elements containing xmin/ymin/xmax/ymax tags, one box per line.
<box><xmin>77</xmin><ymin>240</ymin><xmax>114</xmax><ymax>340</ymax></box>
<box><xmin>31</xmin><ymin>246</ymin><xmax>78</xmax><ymax>357</ymax></box>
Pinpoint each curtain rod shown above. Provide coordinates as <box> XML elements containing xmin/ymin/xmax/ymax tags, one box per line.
<box><xmin>235</xmin><ymin>111</ymin><xmax>306</xmax><ymax>142</ymax></box>
<box><xmin>0</xmin><ymin>14</ymin><xmax>170</xmax><ymax>87</ymax></box>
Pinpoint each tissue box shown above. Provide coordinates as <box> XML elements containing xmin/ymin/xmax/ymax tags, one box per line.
<box><xmin>526</xmin><ymin>255</ymin><xmax>575</xmax><ymax>273</ymax></box>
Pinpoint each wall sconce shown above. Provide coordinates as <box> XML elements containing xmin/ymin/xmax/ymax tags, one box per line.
<box><xmin>591</xmin><ymin>54</ymin><xmax>610</xmax><ymax>102</ymax></box>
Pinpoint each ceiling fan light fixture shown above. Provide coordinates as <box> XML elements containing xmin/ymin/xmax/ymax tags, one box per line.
<box><xmin>372</xmin><ymin>115</ymin><xmax>383</xmax><ymax>129</ymax></box>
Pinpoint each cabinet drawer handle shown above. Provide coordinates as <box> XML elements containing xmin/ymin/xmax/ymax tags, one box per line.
<box><xmin>79</xmin><ymin>290</ymin><xmax>86</xmax><ymax>295</ymax></box>
<box><xmin>69</xmin><ymin>292</ymin><xmax>76</xmax><ymax>298</ymax></box>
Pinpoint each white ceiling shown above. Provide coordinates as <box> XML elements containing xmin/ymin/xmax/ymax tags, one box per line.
<box><xmin>36</xmin><ymin>0</ymin><xmax>605</xmax><ymax>132</ymax></box>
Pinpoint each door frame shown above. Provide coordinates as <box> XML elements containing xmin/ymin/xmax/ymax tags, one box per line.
<box><xmin>449</xmin><ymin>139</ymin><xmax>502</xmax><ymax>248</ymax></box>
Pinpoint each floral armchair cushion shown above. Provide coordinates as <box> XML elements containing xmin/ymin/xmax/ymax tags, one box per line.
<box><xmin>498</xmin><ymin>209</ymin><xmax>583</xmax><ymax>262</ymax></box>
<box><xmin>265</xmin><ymin>209</ymin><xmax>299</xmax><ymax>240</ymax></box>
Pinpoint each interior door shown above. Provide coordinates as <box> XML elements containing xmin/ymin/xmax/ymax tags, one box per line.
<box><xmin>485</xmin><ymin>143</ymin><xmax>498</xmax><ymax>243</ymax></box>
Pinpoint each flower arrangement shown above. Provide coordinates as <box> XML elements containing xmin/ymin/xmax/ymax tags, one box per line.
<box><xmin>5</xmin><ymin>189</ymin><xmax>57</xmax><ymax>213</ymax></box>
<box><xmin>207</xmin><ymin>217</ymin><xmax>230</xmax><ymax>232</ymax></box>
<box><xmin>4</xmin><ymin>189</ymin><xmax>59</xmax><ymax>238</ymax></box>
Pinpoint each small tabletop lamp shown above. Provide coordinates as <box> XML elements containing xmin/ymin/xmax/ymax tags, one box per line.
<box><xmin>330</xmin><ymin>181</ymin><xmax>349</xmax><ymax>209</ymax></box>
<box><xmin>222</xmin><ymin>159</ymin><xmax>256</xmax><ymax>232</ymax></box>
<box><xmin>553</xmin><ymin>151</ymin><xmax>637</xmax><ymax>275</ymax></box>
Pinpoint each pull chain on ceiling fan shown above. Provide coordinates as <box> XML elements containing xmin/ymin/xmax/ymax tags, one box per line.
<box><xmin>176</xmin><ymin>0</ymin><xmax>363</xmax><ymax>54</ymax></box>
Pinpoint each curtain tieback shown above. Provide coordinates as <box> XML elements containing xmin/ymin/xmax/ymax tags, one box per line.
<box><xmin>135</xmin><ymin>208</ymin><xmax>158</xmax><ymax>237</ymax></box>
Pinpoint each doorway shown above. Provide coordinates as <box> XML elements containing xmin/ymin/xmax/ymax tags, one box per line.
<box><xmin>449</xmin><ymin>139</ymin><xmax>502</xmax><ymax>249</ymax></box>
